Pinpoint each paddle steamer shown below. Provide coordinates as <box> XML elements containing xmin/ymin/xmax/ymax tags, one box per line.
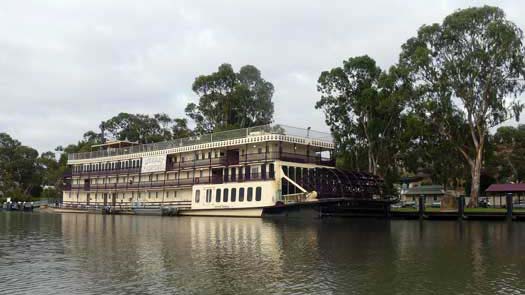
<box><xmin>62</xmin><ymin>124</ymin><xmax>387</xmax><ymax>217</ymax></box>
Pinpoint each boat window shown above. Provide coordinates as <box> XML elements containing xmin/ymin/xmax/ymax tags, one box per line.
<box><xmin>247</xmin><ymin>187</ymin><xmax>253</xmax><ymax>202</ymax></box>
<box><xmin>296</xmin><ymin>167</ymin><xmax>302</xmax><ymax>182</ymax></box>
<box><xmin>206</xmin><ymin>189</ymin><xmax>212</xmax><ymax>202</ymax></box>
<box><xmin>223</xmin><ymin>188</ymin><xmax>229</xmax><ymax>202</ymax></box>
<box><xmin>282</xmin><ymin>178</ymin><xmax>288</xmax><ymax>196</ymax></box>
<box><xmin>231</xmin><ymin>188</ymin><xmax>237</xmax><ymax>202</ymax></box>
<box><xmin>195</xmin><ymin>190</ymin><xmax>200</xmax><ymax>203</ymax></box>
<box><xmin>289</xmin><ymin>168</ymin><xmax>296</xmax><ymax>194</ymax></box>
<box><xmin>251</xmin><ymin>166</ymin><xmax>259</xmax><ymax>175</ymax></box>
<box><xmin>245</xmin><ymin>166</ymin><xmax>251</xmax><ymax>180</ymax></box>
<box><xmin>239</xmin><ymin>188</ymin><xmax>245</xmax><ymax>202</ymax></box>
<box><xmin>256</xmin><ymin>187</ymin><xmax>262</xmax><ymax>201</ymax></box>
<box><xmin>216</xmin><ymin>189</ymin><xmax>221</xmax><ymax>202</ymax></box>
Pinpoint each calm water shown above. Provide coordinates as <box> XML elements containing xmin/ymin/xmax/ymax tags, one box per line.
<box><xmin>1</xmin><ymin>211</ymin><xmax>525</xmax><ymax>294</ymax></box>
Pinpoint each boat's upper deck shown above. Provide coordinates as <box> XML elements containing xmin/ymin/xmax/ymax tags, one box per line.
<box><xmin>67</xmin><ymin>124</ymin><xmax>334</xmax><ymax>164</ymax></box>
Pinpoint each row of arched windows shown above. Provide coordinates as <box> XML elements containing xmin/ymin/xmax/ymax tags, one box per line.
<box><xmin>195</xmin><ymin>187</ymin><xmax>262</xmax><ymax>203</ymax></box>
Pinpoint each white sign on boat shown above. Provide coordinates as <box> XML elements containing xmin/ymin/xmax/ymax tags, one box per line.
<box><xmin>141</xmin><ymin>155</ymin><xmax>167</xmax><ymax>173</ymax></box>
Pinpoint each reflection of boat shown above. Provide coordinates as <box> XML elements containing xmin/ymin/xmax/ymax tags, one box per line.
<box><xmin>62</xmin><ymin>124</ymin><xmax>391</xmax><ymax>217</ymax></box>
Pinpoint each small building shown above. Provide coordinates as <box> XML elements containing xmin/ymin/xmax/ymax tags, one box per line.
<box><xmin>401</xmin><ymin>185</ymin><xmax>446</xmax><ymax>206</ymax></box>
<box><xmin>399</xmin><ymin>173</ymin><xmax>432</xmax><ymax>194</ymax></box>
<box><xmin>485</xmin><ymin>183</ymin><xmax>525</xmax><ymax>207</ymax></box>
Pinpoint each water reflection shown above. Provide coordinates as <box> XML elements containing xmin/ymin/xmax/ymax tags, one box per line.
<box><xmin>1</xmin><ymin>212</ymin><xmax>525</xmax><ymax>294</ymax></box>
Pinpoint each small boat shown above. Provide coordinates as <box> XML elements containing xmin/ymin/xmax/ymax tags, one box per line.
<box><xmin>132</xmin><ymin>206</ymin><xmax>162</xmax><ymax>216</ymax></box>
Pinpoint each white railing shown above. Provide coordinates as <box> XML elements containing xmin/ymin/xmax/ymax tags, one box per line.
<box><xmin>68</xmin><ymin>124</ymin><xmax>333</xmax><ymax>161</ymax></box>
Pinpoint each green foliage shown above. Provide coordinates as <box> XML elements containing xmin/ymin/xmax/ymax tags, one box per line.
<box><xmin>485</xmin><ymin>124</ymin><xmax>525</xmax><ymax>183</ymax></box>
<box><xmin>101</xmin><ymin>113</ymin><xmax>192</xmax><ymax>144</ymax></box>
<box><xmin>186</xmin><ymin>63</ymin><xmax>274</xmax><ymax>133</ymax></box>
<box><xmin>0</xmin><ymin>133</ymin><xmax>75</xmax><ymax>200</ymax></box>
<box><xmin>315</xmin><ymin>55</ymin><xmax>410</xmax><ymax>179</ymax></box>
<box><xmin>8</xmin><ymin>187</ymin><xmax>33</xmax><ymax>202</ymax></box>
<box><xmin>399</xmin><ymin>6</ymin><xmax>525</xmax><ymax>201</ymax></box>
<box><xmin>401</xmin><ymin>111</ymin><xmax>469</xmax><ymax>189</ymax></box>
<box><xmin>0</xmin><ymin>133</ymin><xmax>42</xmax><ymax>197</ymax></box>
<box><xmin>41</xmin><ymin>187</ymin><xmax>61</xmax><ymax>200</ymax></box>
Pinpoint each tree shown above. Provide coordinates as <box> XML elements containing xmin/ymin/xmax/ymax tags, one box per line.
<box><xmin>401</xmin><ymin>112</ymin><xmax>469</xmax><ymax>189</ymax></box>
<box><xmin>186</xmin><ymin>63</ymin><xmax>274</xmax><ymax>133</ymax></box>
<box><xmin>101</xmin><ymin>113</ymin><xmax>192</xmax><ymax>143</ymax></box>
<box><xmin>172</xmin><ymin>118</ymin><xmax>192</xmax><ymax>139</ymax></box>
<box><xmin>316</xmin><ymin>56</ymin><xmax>410</xmax><ymax>179</ymax></box>
<box><xmin>38</xmin><ymin>151</ymin><xmax>60</xmax><ymax>185</ymax></box>
<box><xmin>399</xmin><ymin>6</ymin><xmax>525</xmax><ymax>205</ymax></box>
<box><xmin>485</xmin><ymin>125</ymin><xmax>525</xmax><ymax>182</ymax></box>
<box><xmin>0</xmin><ymin>133</ymin><xmax>42</xmax><ymax>198</ymax></box>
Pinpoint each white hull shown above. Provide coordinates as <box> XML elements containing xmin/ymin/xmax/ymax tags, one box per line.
<box><xmin>179</xmin><ymin>208</ymin><xmax>263</xmax><ymax>217</ymax></box>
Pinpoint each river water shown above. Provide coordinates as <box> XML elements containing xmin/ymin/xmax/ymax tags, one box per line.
<box><xmin>0</xmin><ymin>211</ymin><xmax>524</xmax><ymax>294</ymax></box>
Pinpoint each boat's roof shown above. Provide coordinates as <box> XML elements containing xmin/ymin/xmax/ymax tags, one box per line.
<box><xmin>90</xmin><ymin>140</ymin><xmax>138</xmax><ymax>149</ymax></box>
<box><xmin>68</xmin><ymin>124</ymin><xmax>334</xmax><ymax>163</ymax></box>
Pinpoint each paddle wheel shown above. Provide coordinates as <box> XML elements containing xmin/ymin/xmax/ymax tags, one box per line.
<box><xmin>265</xmin><ymin>166</ymin><xmax>395</xmax><ymax>217</ymax></box>
<box><xmin>299</xmin><ymin>168</ymin><xmax>383</xmax><ymax>199</ymax></box>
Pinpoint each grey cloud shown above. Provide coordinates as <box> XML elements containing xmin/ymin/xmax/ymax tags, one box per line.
<box><xmin>1</xmin><ymin>0</ymin><xmax>524</xmax><ymax>152</ymax></box>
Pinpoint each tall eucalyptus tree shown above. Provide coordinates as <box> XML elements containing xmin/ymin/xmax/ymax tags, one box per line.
<box><xmin>399</xmin><ymin>6</ymin><xmax>525</xmax><ymax>205</ymax></box>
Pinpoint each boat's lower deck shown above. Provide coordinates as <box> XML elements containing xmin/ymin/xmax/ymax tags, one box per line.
<box><xmin>51</xmin><ymin>197</ymin><xmax>395</xmax><ymax>218</ymax></box>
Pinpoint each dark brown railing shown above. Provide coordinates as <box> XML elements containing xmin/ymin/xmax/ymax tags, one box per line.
<box><xmin>66</xmin><ymin>152</ymin><xmax>333</xmax><ymax>180</ymax></box>
<box><xmin>65</xmin><ymin>172</ymin><xmax>276</xmax><ymax>191</ymax></box>
<box><xmin>166</xmin><ymin>157</ymin><xmax>228</xmax><ymax>170</ymax></box>
<box><xmin>71</xmin><ymin>168</ymin><xmax>141</xmax><ymax>177</ymax></box>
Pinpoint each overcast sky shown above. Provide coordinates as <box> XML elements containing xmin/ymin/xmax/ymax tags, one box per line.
<box><xmin>1</xmin><ymin>0</ymin><xmax>524</xmax><ymax>153</ymax></box>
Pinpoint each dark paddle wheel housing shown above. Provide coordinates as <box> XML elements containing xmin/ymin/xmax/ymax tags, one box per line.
<box><xmin>270</xmin><ymin>166</ymin><xmax>394</xmax><ymax>217</ymax></box>
<box><xmin>282</xmin><ymin>166</ymin><xmax>384</xmax><ymax>199</ymax></box>
<box><xmin>309</xmin><ymin>168</ymin><xmax>383</xmax><ymax>199</ymax></box>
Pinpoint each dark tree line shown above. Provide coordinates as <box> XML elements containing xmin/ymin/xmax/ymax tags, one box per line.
<box><xmin>0</xmin><ymin>133</ymin><xmax>64</xmax><ymax>201</ymax></box>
